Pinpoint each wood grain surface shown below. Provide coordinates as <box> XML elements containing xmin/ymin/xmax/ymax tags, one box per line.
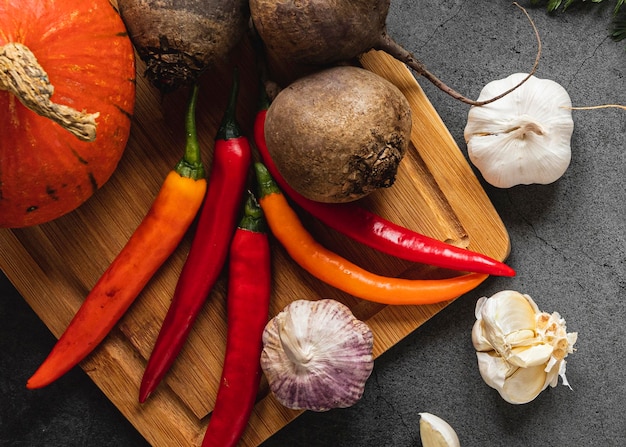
<box><xmin>0</xmin><ymin>38</ymin><xmax>511</xmax><ymax>446</ymax></box>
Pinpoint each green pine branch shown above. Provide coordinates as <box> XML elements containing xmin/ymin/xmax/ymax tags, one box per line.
<box><xmin>531</xmin><ymin>0</ymin><xmax>626</xmax><ymax>43</ymax></box>
<box><xmin>612</xmin><ymin>10</ymin><xmax>626</xmax><ymax>41</ymax></box>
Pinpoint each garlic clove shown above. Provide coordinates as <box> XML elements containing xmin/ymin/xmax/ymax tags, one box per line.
<box><xmin>473</xmin><ymin>290</ymin><xmax>538</xmax><ymax>356</ymax></box>
<box><xmin>419</xmin><ymin>412</ymin><xmax>461</xmax><ymax>447</ymax></box>
<box><xmin>476</xmin><ymin>350</ymin><xmax>515</xmax><ymax>391</ymax></box>
<box><xmin>508</xmin><ymin>343</ymin><xmax>554</xmax><ymax>368</ymax></box>
<box><xmin>477</xmin><ymin>352</ymin><xmax>551</xmax><ymax>404</ymax></box>
<box><xmin>260</xmin><ymin>299</ymin><xmax>374</xmax><ymax>412</ymax></box>
<box><xmin>474</xmin><ymin>296</ymin><xmax>488</xmax><ymax>319</ymax></box>
<box><xmin>500</xmin><ymin>363</ymin><xmax>551</xmax><ymax>405</ymax></box>
<box><xmin>464</xmin><ymin>73</ymin><xmax>574</xmax><ymax>188</ymax></box>
<box><xmin>471</xmin><ymin>317</ymin><xmax>493</xmax><ymax>352</ymax></box>
<box><xmin>504</xmin><ymin>329</ymin><xmax>540</xmax><ymax>348</ymax></box>
<box><xmin>480</xmin><ymin>291</ymin><xmax>537</xmax><ymax>335</ymax></box>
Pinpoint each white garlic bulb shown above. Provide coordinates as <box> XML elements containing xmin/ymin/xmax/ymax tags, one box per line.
<box><xmin>419</xmin><ymin>412</ymin><xmax>460</xmax><ymax>447</ymax></box>
<box><xmin>472</xmin><ymin>290</ymin><xmax>578</xmax><ymax>404</ymax></box>
<box><xmin>260</xmin><ymin>299</ymin><xmax>374</xmax><ymax>412</ymax></box>
<box><xmin>464</xmin><ymin>73</ymin><xmax>574</xmax><ymax>188</ymax></box>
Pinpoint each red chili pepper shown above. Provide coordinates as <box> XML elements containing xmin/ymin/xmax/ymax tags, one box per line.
<box><xmin>139</xmin><ymin>71</ymin><xmax>252</xmax><ymax>403</ymax></box>
<box><xmin>26</xmin><ymin>85</ymin><xmax>207</xmax><ymax>389</ymax></box>
<box><xmin>253</xmin><ymin>91</ymin><xmax>515</xmax><ymax>277</ymax></box>
<box><xmin>201</xmin><ymin>191</ymin><xmax>271</xmax><ymax>447</ymax></box>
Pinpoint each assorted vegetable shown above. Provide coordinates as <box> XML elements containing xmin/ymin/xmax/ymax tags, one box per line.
<box><xmin>200</xmin><ymin>192</ymin><xmax>271</xmax><ymax>447</ymax></box>
<box><xmin>260</xmin><ymin>299</ymin><xmax>374</xmax><ymax>411</ymax></box>
<box><xmin>254</xmin><ymin>162</ymin><xmax>489</xmax><ymax>305</ymax></box>
<box><xmin>472</xmin><ymin>290</ymin><xmax>578</xmax><ymax>404</ymax></box>
<box><xmin>0</xmin><ymin>0</ymin><xmax>136</xmax><ymax>228</ymax></box>
<box><xmin>139</xmin><ymin>72</ymin><xmax>251</xmax><ymax>403</ymax></box>
<box><xmin>117</xmin><ymin>0</ymin><xmax>249</xmax><ymax>92</ymax></box>
<box><xmin>419</xmin><ymin>413</ymin><xmax>461</xmax><ymax>447</ymax></box>
<box><xmin>254</xmin><ymin>91</ymin><xmax>516</xmax><ymax>277</ymax></box>
<box><xmin>263</xmin><ymin>65</ymin><xmax>412</xmax><ymax>203</ymax></box>
<box><xmin>12</xmin><ymin>0</ymin><xmax>607</xmax><ymax>443</ymax></box>
<box><xmin>26</xmin><ymin>85</ymin><xmax>207</xmax><ymax>389</ymax></box>
<box><xmin>464</xmin><ymin>74</ymin><xmax>575</xmax><ymax>188</ymax></box>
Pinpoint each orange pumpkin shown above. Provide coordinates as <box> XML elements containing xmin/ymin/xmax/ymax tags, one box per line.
<box><xmin>0</xmin><ymin>0</ymin><xmax>136</xmax><ymax>228</ymax></box>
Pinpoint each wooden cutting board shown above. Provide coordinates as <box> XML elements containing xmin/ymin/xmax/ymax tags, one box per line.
<box><xmin>0</xmin><ymin>38</ymin><xmax>511</xmax><ymax>447</ymax></box>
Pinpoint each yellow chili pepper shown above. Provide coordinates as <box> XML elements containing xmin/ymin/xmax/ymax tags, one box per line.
<box><xmin>254</xmin><ymin>162</ymin><xmax>488</xmax><ymax>305</ymax></box>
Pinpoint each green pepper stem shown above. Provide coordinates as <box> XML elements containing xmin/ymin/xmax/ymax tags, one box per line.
<box><xmin>175</xmin><ymin>84</ymin><xmax>205</xmax><ymax>180</ymax></box>
<box><xmin>254</xmin><ymin>162</ymin><xmax>281</xmax><ymax>199</ymax></box>
<box><xmin>238</xmin><ymin>190</ymin><xmax>267</xmax><ymax>233</ymax></box>
<box><xmin>216</xmin><ymin>68</ymin><xmax>241</xmax><ymax>141</ymax></box>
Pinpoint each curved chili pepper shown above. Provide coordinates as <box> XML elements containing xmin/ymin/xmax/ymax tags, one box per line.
<box><xmin>26</xmin><ymin>85</ymin><xmax>207</xmax><ymax>389</ymax></box>
<box><xmin>254</xmin><ymin>162</ymin><xmax>488</xmax><ymax>305</ymax></box>
<box><xmin>139</xmin><ymin>72</ymin><xmax>252</xmax><ymax>403</ymax></box>
<box><xmin>253</xmin><ymin>93</ymin><xmax>515</xmax><ymax>277</ymax></box>
<box><xmin>201</xmin><ymin>191</ymin><xmax>271</xmax><ymax>447</ymax></box>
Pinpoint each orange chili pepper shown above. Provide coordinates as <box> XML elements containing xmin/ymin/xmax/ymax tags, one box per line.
<box><xmin>254</xmin><ymin>163</ymin><xmax>488</xmax><ymax>305</ymax></box>
<box><xmin>26</xmin><ymin>85</ymin><xmax>207</xmax><ymax>389</ymax></box>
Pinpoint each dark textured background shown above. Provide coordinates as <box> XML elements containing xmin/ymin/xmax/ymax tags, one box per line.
<box><xmin>2</xmin><ymin>1</ymin><xmax>625</xmax><ymax>445</ymax></box>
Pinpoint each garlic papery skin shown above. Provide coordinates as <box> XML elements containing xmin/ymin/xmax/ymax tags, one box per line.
<box><xmin>464</xmin><ymin>73</ymin><xmax>574</xmax><ymax>188</ymax></box>
<box><xmin>419</xmin><ymin>413</ymin><xmax>460</xmax><ymax>447</ymax></box>
<box><xmin>472</xmin><ymin>290</ymin><xmax>578</xmax><ymax>404</ymax></box>
<box><xmin>260</xmin><ymin>299</ymin><xmax>374</xmax><ymax>412</ymax></box>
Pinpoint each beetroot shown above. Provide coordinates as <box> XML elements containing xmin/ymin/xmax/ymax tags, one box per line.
<box><xmin>117</xmin><ymin>0</ymin><xmax>249</xmax><ymax>92</ymax></box>
<box><xmin>249</xmin><ymin>0</ymin><xmax>539</xmax><ymax>105</ymax></box>
<box><xmin>264</xmin><ymin>65</ymin><xmax>412</xmax><ymax>203</ymax></box>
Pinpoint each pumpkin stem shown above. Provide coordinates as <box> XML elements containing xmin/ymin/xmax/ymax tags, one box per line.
<box><xmin>0</xmin><ymin>42</ymin><xmax>99</xmax><ymax>142</ymax></box>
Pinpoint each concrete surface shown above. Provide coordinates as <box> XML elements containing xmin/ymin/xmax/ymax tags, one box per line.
<box><xmin>1</xmin><ymin>1</ymin><xmax>625</xmax><ymax>446</ymax></box>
